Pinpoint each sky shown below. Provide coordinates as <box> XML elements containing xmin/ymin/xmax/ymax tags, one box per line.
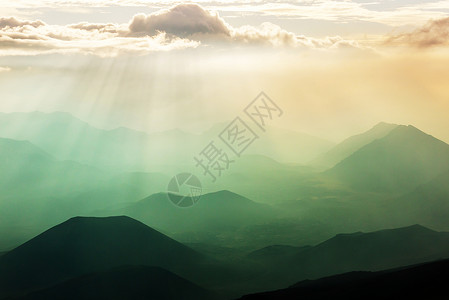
<box><xmin>0</xmin><ymin>1</ymin><xmax>449</xmax><ymax>143</ymax></box>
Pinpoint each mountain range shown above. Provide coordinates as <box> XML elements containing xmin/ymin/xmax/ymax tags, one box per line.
<box><xmin>1</xmin><ymin>216</ymin><xmax>449</xmax><ymax>299</ymax></box>
<box><xmin>312</xmin><ymin>122</ymin><xmax>398</xmax><ymax>168</ymax></box>
<box><xmin>326</xmin><ymin>125</ymin><xmax>449</xmax><ymax>193</ymax></box>
<box><xmin>0</xmin><ymin>111</ymin><xmax>334</xmax><ymax>171</ymax></box>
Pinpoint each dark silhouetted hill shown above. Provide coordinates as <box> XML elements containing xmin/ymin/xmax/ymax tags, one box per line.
<box><xmin>14</xmin><ymin>266</ymin><xmax>218</xmax><ymax>300</ymax></box>
<box><xmin>0</xmin><ymin>216</ymin><xmax>205</xmax><ymax>298</ymax></box>
<box><xmin>238</xmin><ymin>258</ymin><xmax>449</xmax><ymax>299</ymax></box>
<box><xmin>243</xmin><ymin>224</ymin><xmax>449</xmax><ymax>291</ymax></box>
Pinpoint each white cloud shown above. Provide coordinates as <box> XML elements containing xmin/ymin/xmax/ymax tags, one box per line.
<box><xmin>0</xmin><ymin>4</ymin><xmax>365</xmax><ymax>56</ymax></box>
<box><xmin>3</xmin><ymin>0</ymin><xmax>448</xmax><ymax>28</ymax></box>
<box><xmin>0</xmin><ymin>16</ymin><xmax>44</xmax><ymax>28</ymax></box>
<box><xmin>0</xmin><ymin>66</ymin><xmax>11</xmax><ymax>72</ymax></box>
<box><xmin>126</xmin><ymin>4</ymin><xmax>363</xmax><ymax>49</ymax></box>
<box><xmin>128</xmin><ymin>4</ymin><xmax>231</xmax><ymax>38</ymax></box>
<box><xmin>0</xmin><ymin>16</ymin><xmax>199</xmax><ymax>56</ymax></box>
<box><xmin>385</xmin><ymin>17</ymin><xmax>449</xmax><ymax>47</ymax></box>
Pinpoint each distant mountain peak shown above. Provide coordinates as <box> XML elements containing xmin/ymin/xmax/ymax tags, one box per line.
<box><xmin>326</xmin><ymin>123</ymin><xmax>449</xmax><ymax>192</ymax></box>
<box><xmin>66</xmin><ymin>215</ymin><xmax>135</xmax><ymax>223</ymax></box>
<box><xmin>373</xmin><ymin>121</ymin><xmax>398</xmax><ymax>128</ymax></box>
<box><xmin>311</xmin><ymin>122</ymin><xmax>398</xmax><ymax>168</ymax></box>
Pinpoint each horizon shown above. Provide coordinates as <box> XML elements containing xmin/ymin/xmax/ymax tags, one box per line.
<box><xmin>0</xmin><ymin>109</ymin><xmax>447</xmax><ymax>145</ymax></box>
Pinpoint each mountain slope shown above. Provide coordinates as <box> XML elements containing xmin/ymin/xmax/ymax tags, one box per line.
<box><xmin>311</xmin><ymin>122</ymin><xmax>398</xmax><ymax>168</ymax></box>
<box><xmin>0</xmin><ymin>111</ymin><xmax>333</xmax><ymax>170</ymax></box>
<box><xmin>392</xmin><ymin>169</ymin><xmax>449</xmax><ymax>230</ymax></box>
<box><xmin>0</xmin><ymin>137</ymin><xmax>105</xmax><ymax>197</ymax></box>
<box><xmin>202</xmin><ymin>123</ymin><xmax>334</xmax><ymax>164</ymax></box>
<box><xmin>0</xmin><ymin>111</ymin><xmax>197</xmax><ymax>172</ymax></box>
<box><xmin>15</xmin><ymin>266</ymin><xmax>217</xmax><ymax>300</ymax></box>
<box><xmin>0</xmin><ymin>216</ymin><xmax>205</xmax><ymax>298</ymax></box>
<box><xmin>326</xmin><ymin>125</ymin><xmax>449</xmax><ymax>193</ymax></box>
<box><xmin>239</xmin><ymin>258</ymin><xmax>449</xmax><ymax>300</ymax></box>
<box><xmin>246</xmin><ymin>127</ymin><xmax>334</xmax><ymax>164</ymax></box>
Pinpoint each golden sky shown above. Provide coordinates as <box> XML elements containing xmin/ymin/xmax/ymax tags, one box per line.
<box><xmin>0</xmin><ymin>1</ymin><xmax>448</xmax><ymax>143</ymax></box>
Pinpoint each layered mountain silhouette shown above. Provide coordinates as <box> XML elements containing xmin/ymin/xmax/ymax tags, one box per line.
<box><xmin>0</xmin><ymin>111</ymin><xmax>332</xmax><ymax>171</ymax></box>
<box><xmin>1</xmin><ymin>113</ymin><xmax>449</xmax><ymax>299</ymax></box>
<box><xmin>2</xmin><ymin>217</ymin><xmax>449</xmax><ymax>299</ymax></box>
<box><xmin>0</xmin><ymin>137</ymin><xmax>104</xmax><ymax>197</ymax></box>
<box><xmin>0</xmin><ymin>111</ymin><xmax>195</xmax><ymax>172</ymax></box>
<box><xmin>245</xmin><ymin>224</ymin><xmax>449</xmax><ymax>290</ymax></box>
<box><xmin>312</xmin><ymin>122</ymin><xmax>398</xmax><ymax>168</ymax></box>
<box><xmin>0</xmin><ymin>216</ymin><xmax>207</xmax><ymax>298</ymax></box>
<box><xmin>14</xmin><ymin>266</ymin><xmax>217</xmax><ymax>300</ymax></box>
<box><xmin>239</xmin><ymin>258</ymin><xmax>449</xmax><ymax>300</ymax></box>
<box><xmin>327</xmin><ymin>125</ymin><xmax>449</xmax><ymax>192</ymax></box>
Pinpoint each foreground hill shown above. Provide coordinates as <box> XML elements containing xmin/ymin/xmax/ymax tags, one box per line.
<box><xmin>14</xmin><ymin>266</ymin><xmax>218</xmax><ymax>300</ymax></box>
<box><xmin>327</xmin><ymin>125</ymin><xmax>449</xmax><ymax>193</ymax></box>
<box><xmin>312</xmin><ymin>122</ymin><xmax>398</xmax><ymax>168</ymax></box>
<box><xmin>239</xmin><ymin>258</ymin><xmax>449</xmax><ymax>299</ymax></box>
<box><xmin>0</xmin><ymin>216</ymin><xmax>206</xmax><ymax>298</ymax></box>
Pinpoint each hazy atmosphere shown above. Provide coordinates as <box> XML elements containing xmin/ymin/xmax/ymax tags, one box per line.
<box><xmin>1</xmin><ymin>1</ymin><xmax>449</xmax><ymax>299</ymax></box>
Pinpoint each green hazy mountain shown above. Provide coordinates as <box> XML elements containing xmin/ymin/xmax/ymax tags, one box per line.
<box><xmin>15</xmin><ymin>266</ymin><xmax>217</xmax><ymax>300</ymax></box>
<box><xmin>0</xmin><ymin>135</ymin><xmax>173</xmax><ymax>249</ymax></box>
<box><xmin>311</xmin><ymin>122</ymin><xmax>398</xmax><ymax>168</ymax></box>
<box><xmin>326</xmin><ymin>125</ymin><xmax>449</xmax><ymax>193</ymax></box>
<box><xmin>239</xmin><ymin>258</ymin><xmax>449</xmax><ymax>300</ymax></box>
<box><xmin>392</xmin><ymin>169</ymin><xmax>449</xmax><ymax>230</ymax></box>
<box><xmin>203</xmin><ymin>123</ymin><xmax>334</xmax><ymax>164</ymax></box>
<box><xmin>0</xmin><ymin>111</ymin><xmax>333</xmax><ymax>171</ymax></box>
<box><xmin>244</xmin><ymin>224</ymin><xmax>449</xmax><ymax>290</ymax></box>
<box><xmin>0</xmin><ymin>216</ymin><xmax>205</xmax><ymax>298</ymax></box>
<box><xmin>0</xmin><ymin>137</ymin><xmax>105</xmax><ymax>197</ymax></box>
<box><xmin>0</xmin><ymin>111</ymin><xmax>197</xmax><ymax>172</ymax></box>
<box><xmin>116</xmin><ymin>190</ymin><xmax>277</xmax><ymax>237</ymax></box>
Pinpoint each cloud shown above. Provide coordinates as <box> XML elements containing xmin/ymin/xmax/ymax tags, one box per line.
<box><xmin>2</xmin><ymin>0</ymin><xmax>449</xmax><ymax>29</ymax></box>
<box><xmin>386</xmin><ymin>17</ymin><xmax>449</xmax><ymax>48</ymax></box>
<box><xmin>0</xmin><ymin>4</ymin><xmax>364</xmax><ymax>56</ymax></box>
<box><xmin>127</xmin><ymin>4</ymin><xmax>362</xmax><ymax>49</ymax></box>
<box><xmin>0</xmin><ymin>66</ymin><xmax>11</xmax><ymax>72</ymax></box>
<box><xmin>128</xmin><ymin>4</ymin><xmax>231</xmax><ymax>38</ymax></box>
<box><xmin>0</xmin><ymin>16</ymin><xmax>199</xmax><ymax>56</ymax></box>
<box><xmin>0</xmin><ymin>16</ymin><xmax>44</xmax><ymax>29</ymax></box>
<box><xmin>68</xmin><ymin>22</ymin><xmax>125</xmax><ymax>34</ymax></box>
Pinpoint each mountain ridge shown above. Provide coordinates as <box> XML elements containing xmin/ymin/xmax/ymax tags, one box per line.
<box><xmin>326</xmin><ymin>124</ymin><xmax>449</xmax><ymax>193</ymax></box>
